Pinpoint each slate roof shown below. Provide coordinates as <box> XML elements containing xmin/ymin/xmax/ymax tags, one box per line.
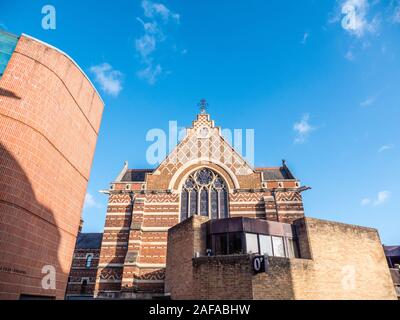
<box><xmin>384</xmin><ymin>246</ymin><xmax>400</xmax><ymax>257</ymax></box>
<box><xmin>120</xmin><ymin>167</ymin><xmax>296</xmax><ymax>182</ymax></box>
<box><xmin>257</xmin><ymin>167</ymin><xmax>295</xmax><ymax>180</ymax></box>
<box><xmin>390</xmin><ymin>269</ymin><xmax>400</xmax><ymax>285</ymax></box>
<box><xmin>121</xmin><ymin>169</ymin><xmax>154</xmax><ymax>182</ymax></box>
<box><xmin>76</xmin><ymin>233</ymin><xmax>103</xmax><ymax>249</ymax></box>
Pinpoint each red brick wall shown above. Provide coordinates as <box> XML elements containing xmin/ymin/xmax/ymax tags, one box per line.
<box><xmin>94</xmin><ymin>112</ymin><xmax>305</xmax><ymax>298</ymax></box>
<box><xmin>0</xmin><ymin>35</ymin><xmax>104</xmax><ymax>299</ymax></box>
<box><xmin>65</xmin><ymin>249</ymin><xmax>100</xmax><ymax>298</ymax></box>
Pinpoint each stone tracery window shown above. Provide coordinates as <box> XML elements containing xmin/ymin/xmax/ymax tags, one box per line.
<box><xmin>180</xmin><ymin>168</ymin><xmax>229</xmax><ymax>222</ymax></box>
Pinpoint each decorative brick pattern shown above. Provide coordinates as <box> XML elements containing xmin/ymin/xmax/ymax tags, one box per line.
<box><xmin>94</xmin><ymin>112</ymin><xmax>305</xmax><ymax>299</ymax></box>
<box><xmin>65</xmin><ymin>248</ymin><xmax>100</xmax><ymax>298</ymax></box>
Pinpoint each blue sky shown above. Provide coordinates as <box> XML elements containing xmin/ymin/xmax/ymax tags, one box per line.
<box><xmin>1</xmin><ymin>0</ymin><xmax>399</xmax><ymax>244</ymax></box>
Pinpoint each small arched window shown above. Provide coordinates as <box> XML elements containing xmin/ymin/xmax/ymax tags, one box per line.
<box><xmin>180</xmin><ymin>168</ymin><xmax>229</xmax><ymax>222</ymax></box>
<box><xmin>80</xmin><ymin>279</ymin><xmax>88</xmax><ymax>295</ymax></box>
<box><xmin>85</xmin><ymin>254</ymin><xmax>93</xmax><ymax>268</ymax></box>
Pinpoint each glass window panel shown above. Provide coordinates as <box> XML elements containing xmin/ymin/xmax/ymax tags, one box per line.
<box><xmin>214</xmin><ymin>234</ymin><xmax>228</xmax><ymax>255</ymax></box>
<box><xmin>213</xmin><ymin>177</ymin><xmax>224</xmax><ymax>189</ymax></box>
<box><xmin>228</xmin><ymin>233</ymin><xmax>244</xmax><ymax>254</ymax></box>
<box><xmin>245</xmin><ymin>233</ymin><xmax>259</xmax><ymax>254</ymax></box>
<box><xmin>181</xmin><ymin>168</ymin><xmax>229</xmax><ymax>221</ymax></box>
<box><xmin>210</xmin><ymin>189</ymin><xmax>218</xmax><ymax>219</ymax></box>
<box><xmin>86</xmin><ymin>255</ymin><xmax>93</xmax><ymax>268</ymax></box>
<box><xmin>180</xmin><ymin>190</ymin><xmax>188</xmax><ymax>222</ymax></box>
<box><xmin>287</xmin><ymin>238</ymin><xmax>299</xmax><ymax>258</ymax></box>
<box><xmin>272</xmin><ymin>236</ymin><xmax>285</xmax><ymax>257</ymax></box>
<box><xmin>196</xmin><ymin>169</ymin><xmax>213</xmax><ymax>185</ymax></box>
<box><xmin>259</xmin><ymin>235</ymin><xmax>273</xmax><ymax>256</ymax></box>
<box><xmin>219</xmin><ymin>189</ymin><xmax>228</xmax><ymax>219</ymax></box>
<box><xmin>0</xmin><ymin>31</ymin><xmax>18</xmax><ymax>78</ymax></box>
<box><xmin>189</xmin><ymin>189</ymin><xmax>198</xmax><ymax>216</ymax></box>
<box><xmin>184</xmin><ymin>178</ymin><xmax>195</xmax><ymax>189</ymax></box>
<box><xmin>200</xmin><ymin>189</ymin><xmax>208</xmax><ymax>216</ymax></box>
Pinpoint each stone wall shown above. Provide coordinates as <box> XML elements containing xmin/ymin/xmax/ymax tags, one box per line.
<box><xmin>284</xmin><ymin>218</ymin><xmax>397</xmax><ymax>300</ymax></box>
<box><xmin>165</xmin><ymin>216</ymin><xmax>397</xmax><ymax>300</ymax></box>
<box><xmin>165</xmin><ymin>215</ymin><xmax>209</xmax><ymax>300</ymax></box>
<box><xmin>193</xmin><ymin>255</ymin><xmax>253</xmax><ymax>300</ymax></box>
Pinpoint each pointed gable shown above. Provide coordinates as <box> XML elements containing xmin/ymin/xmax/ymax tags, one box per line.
<box><xmin>146</xmin><ymin>112</ymin><xmax>256</xmax><ymax>191</ymax></box>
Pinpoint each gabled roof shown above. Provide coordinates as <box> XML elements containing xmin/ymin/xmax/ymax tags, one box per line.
<box><xmin>256</xmin><ymin>162</ymin><xmax>296</xmax><ymax>181</ymax></box>
<box><xmin>76</xmin><ymin>233</ymin><xmax>103</xmax><ymax>249</ymax></box>
<box><xmin>153</xmin><ymin>112</ymin><xmax>255</xmax><ymax>178</ymax></box>
<box><xmin>114</xmin><ymin>164</ymin><xmax>296</xmax><ymax>183</ymax></box>
<box><xmin>384</xmin><ymin>246</ymin><xmax>400</xmax><ymax>257</ymax></box>
<box><xmin>114</xmin><ymin>161</ymin><xmax>154</xmax><ymax>182</ymax></box>
<box><xmin>111</xmin><ymin>113</ymin><xmax>297</xmax><ymax>186</ymax></box>
<box><xmin>121</xmin><ymin>169</ymin><xmax>154</xmax><ymax>182</ymax></box>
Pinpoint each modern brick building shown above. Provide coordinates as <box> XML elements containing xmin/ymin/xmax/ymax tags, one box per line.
<box><xmin>166</xmin><ymin>215</ymin><xmax>397</xmax><ymax>300</ymax></box>
<box><xmin>65</xmin><ymin>233</ymin><xmax>102</xmax><ymax>300</ymax></box>
<box><xmin>92</xmin><ymin>108</ymin><xmax>395</xmax><ymax>300</ymax></box>
<box><xmin>0</xmin><ymin>31</ymin><xmax>104</xmax><ymax>299</ymax></box>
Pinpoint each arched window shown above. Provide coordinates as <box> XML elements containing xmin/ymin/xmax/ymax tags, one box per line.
<box><xmin>180</xmin><ymin>168</ymin><xmax>229</xmax><ymax>222</ymax></box>
<box><xmin>85</xmin><ymin>254</ymin><xmax>93</xmax><ymax>268</ymax></box>
<box><xmin>80</xmin><ymin>279</ymin><xmax>88</xmax><ymax>295</ymax></box>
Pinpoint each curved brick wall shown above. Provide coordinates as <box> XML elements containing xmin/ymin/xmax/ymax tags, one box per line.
<box><xmin>0</xmin><ymin>34</ymin><xmax>104</xmax><ymax>299</ymax></box>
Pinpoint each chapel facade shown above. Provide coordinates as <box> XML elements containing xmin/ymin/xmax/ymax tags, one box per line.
<box><xmin>94</xmin><ymin>109</ymin><xmax>307</xmax><ymax>299</ymax></box>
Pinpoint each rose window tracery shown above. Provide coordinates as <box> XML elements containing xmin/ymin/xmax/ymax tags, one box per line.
<box><xmin>180</xmin><ymin>168</ymin><xmax>229</xmax><ymax>222</ymax></box>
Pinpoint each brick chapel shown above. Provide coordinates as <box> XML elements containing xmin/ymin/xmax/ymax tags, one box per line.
<box><xmin>66</xmin><ymin>107</ymin><xmax>397</xmax><ymax>300</ymax></box>
<box><xmin>92</xmin><ymin>107</ymin><xmax>307</xmax><ymax>299</ymax></box>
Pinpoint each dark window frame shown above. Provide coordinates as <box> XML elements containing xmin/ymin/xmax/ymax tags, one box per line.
<box><xmin>209</xmin><ymin>231</ymin><xmax>299</xmax><ymax>259</ymax></box>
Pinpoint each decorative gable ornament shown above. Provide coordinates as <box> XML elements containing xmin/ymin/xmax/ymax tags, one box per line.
<box><xmin>154</xmin><ymin>112</ymin><xmax>254</xmax><ymax>178</ymax></box>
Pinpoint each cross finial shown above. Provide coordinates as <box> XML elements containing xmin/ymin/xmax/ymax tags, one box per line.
<box><xmin>198</xmin><ymin>99</ymin><xmax>208</xmax><ymax>114</ymax></box>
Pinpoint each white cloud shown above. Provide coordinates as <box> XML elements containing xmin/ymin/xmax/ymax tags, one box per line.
<box><xmin>360</xmin><ymin>96</ymin><xmax>376</xmax><ymax>107</ymax></box>
<box><xmin>394</xmin><ymin>10</ymin><xmax>400</xmax><ymax>23</ymax></box>
<box><xmin>135</xmin><ymin>34</ymin><xmax>157</xmax><ymax>59</ymax></box>
<box><xmin>378</xmin><ymin>144</ymin><xmax>394</xmax><ymax>152</ymax></box>
<box><xmin>90</xmin><ymin>63</ymin><xmax>123</xmax><ymax>97</ymax></box>
<box><xmin>361</xmin><ymin>198</ymin><xmax>372</xmax><ymax>206</ymax></box>
<box><xmin>84</xmin><ymin>193</ymin><xmax>102</xmax><ymax>209</ymax></box>
<box><xmin>361</xmin><ymin>190</ymin><xmax>391</xmax><ymax>206</ymax></box>
<box><xmin>293</xmin><ymin>114</ymin><xmax>315</xmax><ymax>144</ymax></box>
<box><xmin>301</xmin><ymin>32</ymin><xmax>309</xmax><ymax>45</ymax></box>
<box><xmin>392</xmin><ymin>1</ymin><xmax>400</xmax><ymax>23</ymax></box>
<box><xmin>135</xmin><ymin>1</ymin><xmax>180</xmax><ymax>84</ymax></box>
<box><xmin>142</xmin><ymin>0</ymin><xmax>180</xmax><ymax>23</ymax></box>
<box><xmin>345</xmin><ymin>50</ymin><xmax>355</xmax><ymax>60</ymax></box>
<box><xmin>136</xmin><ymin>17</ymin><xmax>160</xmax><ymax>35</ymax></box>
<box><xmin>137</xmin><ymin>63</ymin><xmax>162</xmax><ymax>85</ymax></box>
<box><xmin>374</xmin><ymin>191</ymin><xmax>391</xmax><ymax>205</ymax></box>
<box><xmin>340</xmin><ymin>0</ymin><xmax>376</xmax><ymax>37</ymax></box>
